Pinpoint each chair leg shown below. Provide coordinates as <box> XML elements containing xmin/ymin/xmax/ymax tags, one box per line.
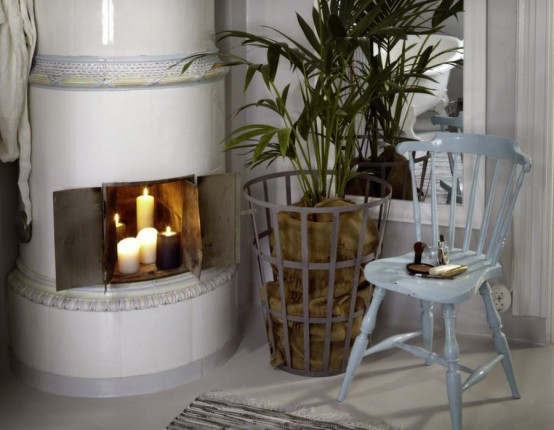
<box><xmin>420</xmin><ymin>300</ymin><xmax>434</xmax><ymax>365</ymax></box>
<box><xmin>479</xmin><ymin>282</ymin><xmax>521</xmax><ymax>399</ymax></box>
<box><xmin>443</xmin><ymin>304</ymin><xmax>462</xmax><ymax>430</ymax></box>
<box><xmin>337</xmin><ymin>286</ymin><xmax>386</xmax><ymax>402</ymax></box>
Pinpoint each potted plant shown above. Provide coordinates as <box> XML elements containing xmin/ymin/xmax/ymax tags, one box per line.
<box><xmin>181</xmin><ymin>0</ymin><xmax>461</xmax><ymax>375</ymax></box>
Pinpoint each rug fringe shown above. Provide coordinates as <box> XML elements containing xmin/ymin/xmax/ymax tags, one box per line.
<box><xmin>196</xmin><ymin>391</ymin><xmax>397</xmax><ymax>430</ymax></box>
<box><xmin>200</xmin><ymin>390</ymin><xmax>281</xmax><ymax>410</ymax></box>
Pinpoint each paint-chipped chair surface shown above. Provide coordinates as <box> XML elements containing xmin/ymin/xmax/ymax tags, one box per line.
<box><xmin>337</xmin><ymin>133</ymin><xmax>531</xmax><ymax>430</ymax></box>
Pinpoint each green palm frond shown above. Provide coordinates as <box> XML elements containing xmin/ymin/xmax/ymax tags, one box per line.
<box><xmin>181</xmin><ymin>0</ymin><xmax>462</xmax><ymax>205</ymax></box>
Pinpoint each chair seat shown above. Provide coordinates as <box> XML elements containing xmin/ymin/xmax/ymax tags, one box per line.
<box><xmin>364</xmin><ymin>249</ymin><xmax>501</xmax><ymax>304</ymax></box>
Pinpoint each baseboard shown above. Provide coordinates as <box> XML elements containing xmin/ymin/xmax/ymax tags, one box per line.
<box><xmin>9</xmin><ymin>334</ymin><xmax>240</xmax><ymax>398</ymax></box>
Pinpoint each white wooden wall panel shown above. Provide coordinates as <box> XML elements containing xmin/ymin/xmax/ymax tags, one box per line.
<box><xmin>513</xmin><ymin>0</ymin><xmax>553</xmax><ymax>320</ymax></box>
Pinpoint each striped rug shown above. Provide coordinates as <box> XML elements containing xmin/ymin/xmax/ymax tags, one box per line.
<box><xmin>166</xmin><ymin>392</ymin><xmax>393</xmax><ymax>430</ymax></box>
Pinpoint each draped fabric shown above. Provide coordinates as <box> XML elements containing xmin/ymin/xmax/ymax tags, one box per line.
<box><xmin>0</xmin><ymin>0</ymin><xmax>35</xmax><ymax>225</ymax></box>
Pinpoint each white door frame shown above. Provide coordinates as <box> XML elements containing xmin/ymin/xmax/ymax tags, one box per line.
<box><xmin>513</xmin><ymin>0</ymin><xmax>554</xmax><ymax>342</ymax></box>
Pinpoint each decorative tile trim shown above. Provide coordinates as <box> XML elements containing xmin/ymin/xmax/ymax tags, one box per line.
<box><xmin>7</xmin><ymin>262</ymin><xmax>236</xmax><ymax>312</ymax></box>
<box><xmin>29</xmin><ymin>51</ymin><xmax>227</xmax><ymax>90</ymax></box>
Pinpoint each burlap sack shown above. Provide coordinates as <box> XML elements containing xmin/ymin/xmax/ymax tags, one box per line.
<box><xmin>263</xmin><ymin>198</ymin><xmax>379</xmax><ymax>372</ymax></box>
<box><xmin>263</xmin><ymin>284</ymin><xmax>371</xmax><ymax>371</ymax></box>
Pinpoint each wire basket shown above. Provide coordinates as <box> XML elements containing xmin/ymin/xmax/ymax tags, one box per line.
<box><xmin>244</xmin><ymin>171</ymin><xmax>392</xmax><ymax>376</ymax></box>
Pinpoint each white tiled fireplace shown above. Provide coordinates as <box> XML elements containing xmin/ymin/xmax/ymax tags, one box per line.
<box><xmin>6</xmin><ymin>0</ymin><xmax>240</xmax><ymax>397</ymax></box>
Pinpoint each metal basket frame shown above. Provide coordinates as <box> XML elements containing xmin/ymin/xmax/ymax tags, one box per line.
<box><xmin>244</xmin><ymin>171</ymin><xmax>392</xmax><ymax>376</ymax></box>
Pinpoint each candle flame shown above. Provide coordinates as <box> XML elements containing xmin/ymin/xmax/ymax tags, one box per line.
<box><xmin>143</xmin><ymin>188</ymin><xmax>149</xmax><ymax>196</ymax></box>
<box><xmin>114</xmin><ymin>213</ymin><xmax>120</xmax><ymax>225</ymax></box>
<box><xmin>165</xmin><ymin>226</ymin><xmax>172</xmax><ymax>234</ymax></box>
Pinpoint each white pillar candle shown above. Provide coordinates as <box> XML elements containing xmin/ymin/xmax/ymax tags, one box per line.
<box><xmin>137</xmin><ymin>227</ymin><xmax>158</xmax><ymax>264</ymax></box>
<box><xmin>136</xmin><ymin>188</ymin><xmax>154</xmax><ymax>232</ymax></box>
<box><xmin>117</xmin><ymin>237</ymin><xmax>140</xmax><ymax>274</ymax></box>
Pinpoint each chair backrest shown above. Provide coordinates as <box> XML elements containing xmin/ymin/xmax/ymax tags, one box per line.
<box><xmin>397</xmin><ymin>133</ymin><xmax>531</xmax><ymax>265</ymax></box>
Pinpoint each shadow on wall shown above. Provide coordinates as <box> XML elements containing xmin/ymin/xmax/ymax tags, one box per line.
<box><xmin>0</xmin><ymin>161</ymin><xmax>20</xmax><ymax>362</ymax></box>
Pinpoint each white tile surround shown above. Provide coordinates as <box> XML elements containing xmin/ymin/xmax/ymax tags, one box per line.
<box><xmin>33</xmin><ymin>0</ymin><xmax>215</xmax><ymax>57</ymax></box>
<box><xmin>7</xmin><ymin>0</ymin><xmax>239</xmax><ymax>397</ymax></box>
<box><xmin>8</xmin><ymin>265</ymin><xmax>238</xmax><ymax>397</ymax></box>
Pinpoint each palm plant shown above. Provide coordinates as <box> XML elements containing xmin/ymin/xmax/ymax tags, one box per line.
<box><xmin>183</xmin><ymin>0</ymin><xmax>463</xmax><ymax>205</ymax></box>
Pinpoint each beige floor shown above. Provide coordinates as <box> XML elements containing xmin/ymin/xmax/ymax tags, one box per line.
<box><xmin>0</xmin><ymin>307</ymin><xmax>553</xmax><ymax>430</ymax></box>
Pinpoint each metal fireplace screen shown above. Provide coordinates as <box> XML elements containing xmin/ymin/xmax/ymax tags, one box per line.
<box><xmin>53</xmin><ymin>173</ymin><xmax>240</xmax><ymax>291</ymax></box>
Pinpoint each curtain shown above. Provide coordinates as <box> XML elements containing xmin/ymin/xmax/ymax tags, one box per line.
<box><xmin>0</xmin><ymin>0</ymin><xmax>35</xmax><ymax>228</ymax></box>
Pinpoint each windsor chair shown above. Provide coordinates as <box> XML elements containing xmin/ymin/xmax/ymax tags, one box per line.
<box><xmin>337</xmin><ymin>132</ymin><xmax>531</xmax><ymax>430</ymax></box>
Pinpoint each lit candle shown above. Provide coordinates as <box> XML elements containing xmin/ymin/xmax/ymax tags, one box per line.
<box><xmin>136</xmin><ymin>188</ymin><xmax>154</xmax><ymax>232</ymax></box>
<box><xmin>117</xmin><ymin>237</ymin><xmax>140</xmax><ymax>274</ymax></box>
<box><xmin>114</xmin><ymin>213</ymin><xmax>127</xmax><ymax>243</ymax></box>
<box><xmin>137</xmin><ymin>227</ymin><xmax>158</xmax><ymax>264</ymax></box>
<box><xmin>156</xmin><ymin>226</ymin><xmax>181</xmax><ymax>270</ymax></box>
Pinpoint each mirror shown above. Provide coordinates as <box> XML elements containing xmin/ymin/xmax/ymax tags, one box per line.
<box><xmin>409</xmin><ymin>17</ymin><xmax>464</xmax><ymax>206</ymax></box>
<box><xmin>389</xmin><ymin>0</ymin><xmax>486</xmax><ymax>227</ymax></box>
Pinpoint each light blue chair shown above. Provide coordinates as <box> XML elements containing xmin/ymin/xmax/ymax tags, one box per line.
<box><xmin>337</xmin><ymin>133</ymin><xmax>531</xmax><ymax>430</ymax></box>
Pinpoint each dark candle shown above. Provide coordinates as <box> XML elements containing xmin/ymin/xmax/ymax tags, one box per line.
<box><xmin>156</xmin><ymin>227</ymin><xmax>181</xmax><ymax>270</ymax></box>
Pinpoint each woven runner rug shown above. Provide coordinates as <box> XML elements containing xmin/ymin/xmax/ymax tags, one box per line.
<box><xmin>166</xmin><ymin>392</ymin><xmax>394</xmax><ymax>430</ymax></box>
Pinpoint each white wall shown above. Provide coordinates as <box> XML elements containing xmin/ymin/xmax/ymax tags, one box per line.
<box><xmin>215</xmin><ymin>0</ymin><xmax>253</xmax><ymax>326</ymax></box>
<box><xmin>483</xmin><ymin>0</ymin><xmax>546</xmax><ymax>343</ymax></box>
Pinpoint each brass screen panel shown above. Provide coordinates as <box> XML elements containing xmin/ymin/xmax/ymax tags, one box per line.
<box><xmin>182</xmin><ymin>180</ymin><xmax>203</xmax><ymax>278</ymax></box>
<box><xmin>53</xmin><ymin>188</ymin><xmax>104</xmax><ymax>291</ymax></box>
<box><xmin>198</xmin><ymin>173</ymin><xmax>240</xmax><ymax>267</ymax></box>
<box><xmin>103</xmin><ymin>186</ymin><xmax>118</xmax><ymax>284</ymax></box>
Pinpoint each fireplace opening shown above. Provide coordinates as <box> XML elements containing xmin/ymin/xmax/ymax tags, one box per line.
<box><xmin>103</xmin><ymin>176</ymin><xmax>192</xmax><ymax>284</ymax></box>
<box><xmin>53</xmin><ymin>173</ymin><xmax>239</xmax><ymax>291</ymax></box>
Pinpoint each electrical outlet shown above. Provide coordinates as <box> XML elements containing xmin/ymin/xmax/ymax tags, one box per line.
<box><xmin>491</xmin><ymin>283</ymin><xmax>512</xmax><ymax>313</ymax></box>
